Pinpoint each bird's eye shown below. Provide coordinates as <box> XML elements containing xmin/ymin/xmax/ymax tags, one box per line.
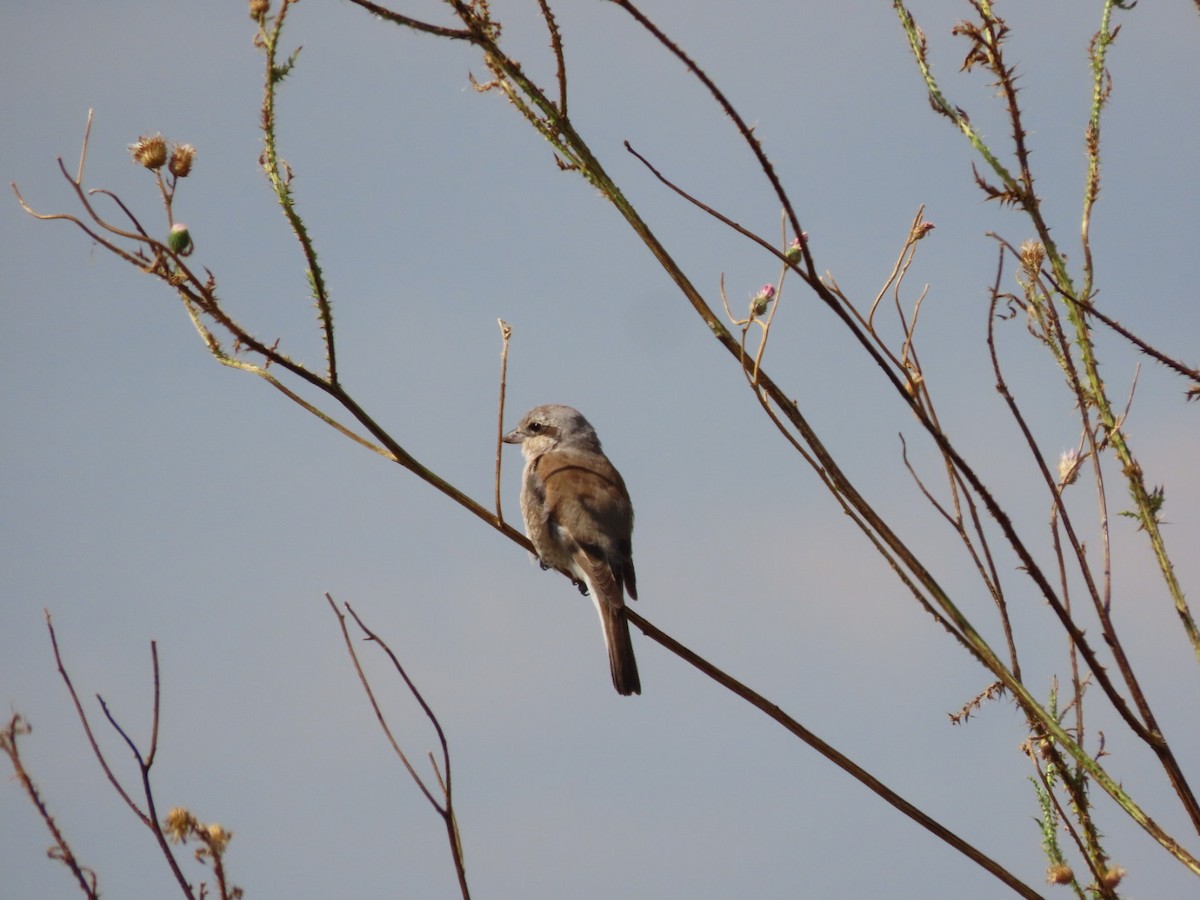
<box><xmin>528</xmin><ymin>421</ymin><xmax>543</xmax><ymax>433</ymax></box>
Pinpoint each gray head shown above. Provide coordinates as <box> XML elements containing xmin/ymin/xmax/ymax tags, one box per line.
<box><xmin>502</xmin><ymin>404</ymin><xmax>603</xmax><ymax>455</ymax></box>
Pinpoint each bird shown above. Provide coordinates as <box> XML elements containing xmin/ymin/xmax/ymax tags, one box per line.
<box><xmin>503</xmin><ymin>404</ymin><xmax>641</xmax><ymax>696</ymax></box>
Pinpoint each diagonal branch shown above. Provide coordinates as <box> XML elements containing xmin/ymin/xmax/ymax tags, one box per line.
<box><xmin>624</xmin><ymin>608</ymin><xmax>1045</xmax><ymax>899</ymax></box>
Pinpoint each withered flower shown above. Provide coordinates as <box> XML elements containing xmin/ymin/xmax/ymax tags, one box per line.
<box><xmin>169</xmin><ymin>143</ymin><xmax>197</xmax><ymax>178</ymax></box>
<box><xmin>130</xmin><ymin>133</ymin><xmax>168</xmax><ymax>170</ymax></box>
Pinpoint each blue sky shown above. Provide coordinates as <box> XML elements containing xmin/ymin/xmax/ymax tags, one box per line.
<box><xmin>4</xmin><ymin>2</ymin><xmax>1200</xmax><ymax>897</ymax></box>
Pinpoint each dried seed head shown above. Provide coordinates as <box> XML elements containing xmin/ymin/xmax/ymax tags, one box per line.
<box><xmin>206</xmin><ymin>823</ymin><xmax>232</xmax><ymax>852</ymax></box>
<box><xmin>249</xmin><ymin>0</ymin><xmax>270</xmax><ymax>19</ymax></box>
<box><xmin>1019</xmin><ymin>239</ymin><xmax>1045</xmax><ymax>277</ymax></box>
<box><xmin>130</xmin><ymin>133</ymin><xmax>169</xmax><ymax>169</ymax></box>
<box><xmin>169</xmin><ymin>143</ymin><xmax>196</xmax><ymax>178</ymax></box>
<box><xmin>1099</xmin><ymin>866</ymin><xmax>1126</xmax><ymax>889</ymax></box>
<box><xmin>1045</xmin><ymin>864</ymin><xmax>1074</xmax><ymax>885</ymax></box>
<box><xmin>1057</xmin><ymin>448</ymin><xmax>1080</xmax><ymax>486</ymax></box>
<box><xmin>164</xmin><ymin>807</ymin><xmax>196</xmax><ymax>842</ymax></box>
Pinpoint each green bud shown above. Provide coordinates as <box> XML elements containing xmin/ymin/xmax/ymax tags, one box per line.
<box><xmin>167</xmin><ymin>223</ymin><xmax>192</xmax><ymax>255</ymax></box>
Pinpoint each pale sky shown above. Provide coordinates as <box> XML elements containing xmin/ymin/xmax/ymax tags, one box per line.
<box><xmin>4</xmin><ymin>2</ymin><xmax>1200</xmax><ymax>898</ymax></box>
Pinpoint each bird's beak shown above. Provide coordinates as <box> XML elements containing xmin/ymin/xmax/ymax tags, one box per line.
<box><xmin>502</xmin><ymin>428</ymin><xmax>523</xmax><ymax>444</ymax></box>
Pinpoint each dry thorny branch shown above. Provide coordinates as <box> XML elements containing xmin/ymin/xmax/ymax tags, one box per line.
<box><xmin>10</xmin><ymin>0</ymin><xmax>1200</xmax><ymax>896</ymax></box>
<box><xmin>2</xmin><ymin>713</ymin><xmax>100</xmax><ymax>899</ymax></box>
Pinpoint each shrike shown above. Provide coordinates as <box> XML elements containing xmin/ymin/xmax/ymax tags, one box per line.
<box><xmin>503</xmin><ymin>404</ymin><xmax>641</xmax><ymax>696</ymax></box>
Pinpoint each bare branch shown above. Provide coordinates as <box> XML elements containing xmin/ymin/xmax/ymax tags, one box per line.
<box><xmin>326</xmin><ymin>595</ymin><xmax>471</xmax><ymax>899</ymax></box>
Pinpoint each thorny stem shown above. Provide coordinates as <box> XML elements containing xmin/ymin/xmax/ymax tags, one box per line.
<box><xmin>258</xmin><ymin>0</ymin><xmax>336</xmax><ymax>385</ymax></box>
<box><xmin>993</xmin><ymin>242</ymin><xmax>1200</xmax><ymax>839</ymax></box>
<box><xmin>895</xmin><ymin>0</ymin><xmax>1199</xmax><ymax>665</ymax></box>
<box><xmin>1078</xmin><ymin>299</ymin><xmax>1200</xmax><ymax>386</ymax></box>
<box><xmin>896</xmin><ymin>0</ymin><xmax>1200</xmax><ymax>834</ymax></box>
<box><xmin>1030</xmin><ymin>742</ymin><xmax>1104</xmax><ymax>898</ymax></box>
<box><xmin>897</xmin><ymin>0</ymin><xmax>1200</xmax><ymax>840</ymax></box>
<box><xmin>1075</xmin><ymin>2</ymin><xmax>1198</xmax><ymax>663</ymax></box>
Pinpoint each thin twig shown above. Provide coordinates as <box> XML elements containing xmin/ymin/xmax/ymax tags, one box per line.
<box><xmin>75</xmin><ymin>108</ymin><xmax>93</xmax><ymax>185</ymax></box>
<box><xmin>47</xmin><ymin>612</ymin><xmax>149</xmax><ymax>826</ymax></box>
<box><xmin>325</xmin><ymin>595</ymin><xmax>442</xmax><ymax>811</ymax></box>
<box><xmin>495</xmin><ymin>319</ymin><xmax>512</xmax><ymax>525</ymax></box>
<box><xmin>535</xmin><ymin>0</ymin><xmax>567</xmax><ymax>117</ymax></box>
<box><xmin>326</xmin><ymin>594</ymin><xmax>471</xmax><ymax>900</ymax></box>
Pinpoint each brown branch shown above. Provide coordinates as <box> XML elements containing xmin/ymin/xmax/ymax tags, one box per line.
<box><xmin>607</xmin><ymin>0</ymin><xmax>813</xmax><ymax>277</ymax></box>
<box><xmin>1078</xmin><ymin>299</ymin><xmax>1200</xmax><ymax>386</ymax></box>
<box><xmin>899</xmin><ymin>433</ymin><xmax>1019</xmax><ymax>674</ymax></box>
<box><xmin>326</xmin><ymin>594</ymin><xmax>470</xmax><ymax>900</ymax></box>
<box><xmin>623</xmin><ymin>607</ymin><xmax>1044</xmax><ymax>899</ymax></box>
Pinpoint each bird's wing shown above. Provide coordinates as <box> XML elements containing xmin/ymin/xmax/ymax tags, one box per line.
<box><xmin>536</xmin><ymin>447</ymin><xmax>636</xmax><ymax>598</ymax></box>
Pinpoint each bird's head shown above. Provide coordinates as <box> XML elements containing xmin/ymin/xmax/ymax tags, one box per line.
<box><xmin>503</xmin><ymin>404</ymin><xmax>603</xmax><ymax>456</ymax></box>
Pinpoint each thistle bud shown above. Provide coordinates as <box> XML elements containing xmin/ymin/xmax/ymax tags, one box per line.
<box><xmin>168</xmin><ymin>223</ymin><xmax>193</xmax><ymax>255</ymax></box>
<box><xmin>749</xmin><ymin>283</ymin><xmax>776</xmax><ymax>318</ymax></box>
<box><xmin>169</xmin><ymin>143</ymin><xmax>196</xmax><ymax>178</ymax></box>
<box><xmin>130</xmin><ymin>134</ymin><xmax>169</xmax><ymax>170</ymax></box>
<box><xmin>784</xmin><ymin>233</ymin><xmax>808</xmax><ymax>263</ymax></box>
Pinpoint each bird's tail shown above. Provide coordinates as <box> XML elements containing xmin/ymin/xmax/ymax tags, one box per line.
<box><xmin>598</xmin><ymin>601</ymin><xmax>641</xmax><ymax>696</ymax></box>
